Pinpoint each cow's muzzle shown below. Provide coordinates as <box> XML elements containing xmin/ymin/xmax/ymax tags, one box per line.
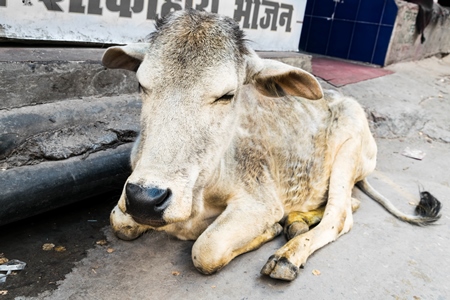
<box><xmin>125</xmin><ymin>182</ymin><xmax>172</xmax><ymax>227</ymax></box>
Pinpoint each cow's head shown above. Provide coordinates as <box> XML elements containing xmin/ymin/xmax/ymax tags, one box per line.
<box><xmin>102</xmin><ymin>10</ymin><xmax>322</xmax><ymax>236</ymax></box>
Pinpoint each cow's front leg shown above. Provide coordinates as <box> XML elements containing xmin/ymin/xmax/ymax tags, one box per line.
<box><xmin>192</xmin><ymin>196</ymin><xmax>283</xmax><ymax>275</ymax></box>
<box><xmin>261</xmin><ymin>140</ymin><xmax>361</xmax><ymax>281</ymax></box>
<box><xmin>261</xmin><ymin>194</ymin><xmax>354</xmax><ymax>281</ymax></box>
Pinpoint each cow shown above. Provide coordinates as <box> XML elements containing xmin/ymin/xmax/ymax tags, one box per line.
<box><xmin>102</xmin><ymin>9</ymin><xmax>442</xmax><ymax>281</ymax></box>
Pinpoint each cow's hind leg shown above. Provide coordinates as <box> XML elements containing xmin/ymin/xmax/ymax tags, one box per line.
<box><xmin>284</xmin><ymin>197</ymin><xmax>361</xmax><ymax>240</ymax></box>
<box><xmin>351</xmin><ymin>197</ymin><xmax>361</xmax><ymax>212</ymax></box>
<box><xmin>284</xmin><ymin>208</ymin><xmax>324</xmax><ymax>240</ymax></box>
<box><xmin>261</xmin><ymin>139</ymin><xmax>361</xmax><ymax>281</ymax></box>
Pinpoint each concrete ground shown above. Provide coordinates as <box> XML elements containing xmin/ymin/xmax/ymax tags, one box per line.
<box><xmin>5</xmin><ymin>55</ymin><xmax>450</xmax><ymax>300</ymax></box>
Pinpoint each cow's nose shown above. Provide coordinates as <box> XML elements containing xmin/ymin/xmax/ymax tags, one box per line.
<box><xmin>125</xmin><ymin>182</ymin><xmax>172</xmax><ymax>226</ymax></box>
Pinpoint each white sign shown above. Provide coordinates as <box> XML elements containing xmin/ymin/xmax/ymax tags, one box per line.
<box><xmin>0</xmin><ymin>0</ymin><xmax>306</xmax><ymax>51</ymax></box>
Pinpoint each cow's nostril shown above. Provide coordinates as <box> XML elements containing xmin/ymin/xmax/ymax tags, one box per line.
<box><xmin>125</xmin><ymin>182</ymin><xmax>172</xmax><ymax>226</ymax></box>
<box><xmin>147</xmin><ymin>187</ymin><xmax>172</xmax><ymax>208</ymax></box>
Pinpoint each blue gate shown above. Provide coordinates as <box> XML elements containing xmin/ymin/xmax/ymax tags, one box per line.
<box><xmin>299</xmin><ymin>0</ymin><xmax>398</xmax><ymax>65</ymax></box>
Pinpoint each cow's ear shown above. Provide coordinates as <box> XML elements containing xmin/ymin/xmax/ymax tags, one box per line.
<box><xmin>102</xmin><ymin>43</ymin><xmax>149</xmax><ymax>72</ymax></box>
<box><xmin>245</xmin><ymin>51</ymin><xmax>323</xmax><ymax>100</ymax></box>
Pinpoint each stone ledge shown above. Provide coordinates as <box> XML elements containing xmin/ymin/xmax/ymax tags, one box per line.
<box><xmin>0</xmin><ymin>94</ymin><xmax>141</xmax><ymax>168</ymax></box>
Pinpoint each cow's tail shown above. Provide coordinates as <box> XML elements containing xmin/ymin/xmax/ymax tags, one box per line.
<box><xmin>356</xmin><ymin>178</ymin><xmax>442</xmax><ymax>226</ymax></box>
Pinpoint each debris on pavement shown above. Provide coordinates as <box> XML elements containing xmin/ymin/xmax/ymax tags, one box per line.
<box><xmin>312</xmin><ymin>269</ymin><xmax>321</xmax><ymax>276</ymax></box>
<box><xmin>42</xmin><ymin>244</ymin><xmax>66</xmax><ymax>252</ymax></box>
<box><xmin>96</xmin><ymin>240</ymin><xmax>108</xmax><ymax>246</ymax></box>
<box><xmin>54</xmin><ymin>246</ymin><xmax>67</xmax><ymax>252</ymax></box>
<box><xmin>0</xmin><ymin>254</ymin><xmax>7</xmax><ymax>265</ymax></box>
<box><xmin>91</xmin><ymin>265</ymin><xmax>100</xmax><ymax>275</ymax></box>
<box><xmin>0</xmin><ymin>259</ymin><xmax>26</xmax><ymax>284</ymax></box>
<box><xmin>42</xmin><ymin>243</ymin><xmax>55</xmax><ymax>251</ymax></box>
<box><xmin>401</xmin><ymin>147</ymin><xmax>426</xmax><ymax>160</ymax></box>
<box><xmin>0</xmin><ymin>290</ymin><xmax>8</xmax><ymax>295</ymax></box>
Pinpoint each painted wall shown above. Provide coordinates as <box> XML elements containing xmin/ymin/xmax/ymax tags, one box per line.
<box><xmin>0</xmin><ymin>0</ymin><xmax>306</xmax><ymax>51</ymax></box>
<box><xmin>385</xmin><ymin>1</ymin><xmax>450</xmax><ymax>65</ymax></box>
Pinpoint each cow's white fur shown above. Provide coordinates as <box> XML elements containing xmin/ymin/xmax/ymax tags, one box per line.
<box><xmin>103</xmin><ymin>10</ymin><xmax>440</xmax><ymax>281</ymax></box>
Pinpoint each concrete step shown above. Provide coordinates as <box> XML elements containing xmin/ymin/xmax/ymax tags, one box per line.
<box><xmin>0</xmin><ymin>48</ymin><xmax>136</xmax><ymax>110</ymax></box>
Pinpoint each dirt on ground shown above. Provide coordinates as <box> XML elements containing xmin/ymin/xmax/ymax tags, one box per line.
<box><xmin>0</xmin><ymin>192</ymin><xmax>119</xmax><ymax>299</ymax></box>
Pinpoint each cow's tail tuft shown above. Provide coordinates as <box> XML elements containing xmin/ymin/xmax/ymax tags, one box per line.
<box><xmin>356</xmin><ymin>179</ymin><xmax>442</xmax><ymax>226</ymax></box>
<box><xmin>415</xmin><ymin>191</ymin><xmax>442</xmax><ymax>224</ymax></box>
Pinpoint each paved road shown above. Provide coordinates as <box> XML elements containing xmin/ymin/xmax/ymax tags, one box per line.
<box><xmin>1</xmin><ymin>56</ymin><xmax>449</xmax><ymax>300</ymax></box>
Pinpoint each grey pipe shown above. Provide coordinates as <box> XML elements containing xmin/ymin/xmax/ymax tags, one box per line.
<box><xmin>0</xmin><ymin>144</ymin><xmax>131</xmax><ymax>226</ymax></box>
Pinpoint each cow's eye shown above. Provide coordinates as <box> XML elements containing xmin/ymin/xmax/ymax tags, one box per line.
<box><xmin>214</xmin><ymin>93</ymin><xmax>234</xmax><ymax>103</ymax></box>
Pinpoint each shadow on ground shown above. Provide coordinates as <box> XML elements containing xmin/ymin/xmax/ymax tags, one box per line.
<box><xmin>0</xmin><ymin>192</ymin><xmax>119</xmax><ymax>299</ymax></box>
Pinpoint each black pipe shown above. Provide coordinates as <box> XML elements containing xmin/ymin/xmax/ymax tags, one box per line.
<box><xmin>0</xmin><ymin>144</ymin><xmax>132</xmax><ymax>226</ymax></box>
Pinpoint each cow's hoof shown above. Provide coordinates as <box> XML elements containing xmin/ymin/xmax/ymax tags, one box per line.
<box><xmin>260</xmin><ymin>255</ymin><xmax>299</xmax><ymax>281</ymax></box>
<box><xmin>110</xmin><ymin>205</ymin><xmax>146</xmax><ymax>241</ymax></box>
<box><xmin>284</xmin><ymin>221</ymin><xmax>309</xmax><ymax>240</ymax></box>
